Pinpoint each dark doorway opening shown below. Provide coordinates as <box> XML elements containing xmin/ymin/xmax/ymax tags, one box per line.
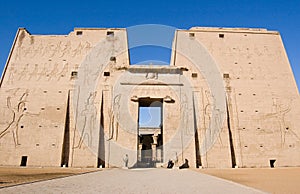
<box><xmin>139</xmin><ymin>135</ymin><xmax>153</xmax><ymax>167</ymax></box>
<box><xmin>270</xmin><ymin>159</ymin><xmax>276</xmax><ymax>168</ymax></box>
<box><xmin>20</xmin><ymin>156</ymin><xmax>27</xmax><ymax>166</ymax></box>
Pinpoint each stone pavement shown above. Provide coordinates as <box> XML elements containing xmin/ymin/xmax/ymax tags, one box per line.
<box><xmin>1</xmin><ymin>168</ymin><xmax>266</xmax><ymax>194</ymax></box>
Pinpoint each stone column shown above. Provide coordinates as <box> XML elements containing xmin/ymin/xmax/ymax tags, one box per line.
<box><xmin>152</xmin><ymin>135</ymin><xmax>158</xmax><ymax>162</ymax></box>
<box><xmin>153</xmin><ymin>135</ymin><xmax>158</xmax><ymax>144</ymax></box>
<box><xmin>151</xmin><ymin>144</ymin><xmax>157</xmax><ymax>162</ymax></box>
<box><xmin>138</xmin><ymin>144</ymin><xmax>143</xmax><ymax>162</ymax></box>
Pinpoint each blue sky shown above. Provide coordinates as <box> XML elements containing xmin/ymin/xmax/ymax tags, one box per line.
<box><xmin>0</xmin><ymin>0</ymin><xmax>299</xmax><ymax>93</ymax></box>
<box><xmin>139</xmin><ymin>107</ymin><xmax>161</xmax><ymax>127</ymax></box>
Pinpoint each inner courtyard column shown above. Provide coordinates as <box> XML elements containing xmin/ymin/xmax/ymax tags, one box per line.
<box><xmin>138</xmin><ymin>143</ymin><xmax>143</xmax><ymax>162</ymax></box>
<box><xmin>152</xmin><ymin>135</ymin><xmax>158</xmax><ymax>162</ymax></box>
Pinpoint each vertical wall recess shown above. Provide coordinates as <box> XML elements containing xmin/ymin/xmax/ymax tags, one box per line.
<box><xmin>61</xmin><ymin>91</ymin><xmax>70</xmax><ymax>167</ymax></box>
<box><xmin>226</xmin><ymin>100</ymin><xmax>237</xmax><ymax>168</ymax></box>
<box><xmin>193</xmin><ymin>92</ymin><xmax>202</xmax><ymax>168</ymax></box>
<box><xmin>97</xmin><ymin>92</ymin><xmax>105</xmax><ymax>168</ymax></box>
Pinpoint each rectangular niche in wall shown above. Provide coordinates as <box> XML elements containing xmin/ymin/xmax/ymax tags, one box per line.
<box><xmin>270</xmin><ymin>159</ymin><xmax>276</xmax><ymax>168</ymax></box>
<box><xmin>223</xmin><ymin>73</ymin><xmax>230</xmax><ymax>78</ymax></box>
<box><xmin>20</xmin><ymin>156</ymin><xmax>28</xmax><ymax>166</ymax></box>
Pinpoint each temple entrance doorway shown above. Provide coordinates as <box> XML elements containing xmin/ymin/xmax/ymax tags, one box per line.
<box><xmin>137</xmin><ymin>98</ymin><xmax>163</xmax><ymax>168</ymax></box>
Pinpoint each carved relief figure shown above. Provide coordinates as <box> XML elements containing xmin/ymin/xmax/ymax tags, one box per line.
<box><xmin>32</xmin><ymin>41</ymin><xmax>44</xmax><ymax>58</ymax></box>
<box><xmin>6</xmin><ymin>88</ymin><xmax>20</xmax><ymax>97</ymax></box>
<box><xmin>108</xmin><ymin>94</ymin><xmax>121</xmax><ymax>141</ymax></box>
<box><xmin>203</xmin><ymin>90</ymin><xmax>212</xmax><ymax>133</ymax></box>
<box><xmin>82</xmin><ymin>41</ymin><xmax>92</xmax><ymax>55</ymax></box>
<box><xmin>0</xmin><ymin>90</ymin><xmax>36</xmax><ymax>146</ymax></box>
<box><xmin>203</xmin><ymin>90</ymin><xmax>214</xmax><ymax>146</ymax></box>
<box><xmin>212</xmin><ymin>105</ymin><xmax>223</xmax><ymax>145</ymax></box>
<box><xmin>59</xmin><ymin>41</ymin><xmax>71</xmax><ymax>58</ymax></box>
<box><xmin>57</xmin><ymin>62</ymin><xmax>69</xmax><ymax>81</ymax></box>
<box><xmin>28</xmin><ymin>64</ymin><xmax>39</xmax><ymax>81</ymax></box>
<box><xmin>49</xmin><ymin>42</ymin><xmax>60</xmax><ymax>58</ymax></box>
<box><xmin>42</xmin><ymin>42</ymin><xmax>51</xmax><ymax>57</ymax></box>
<box><xmin>18</xmin><ymin>64</ymin><xmax>29</xmax><ymax>81</ymax></box>
<box><xmin>21</xmin><ymin>44</ymin><xmax>32</xmax><ymax>59</ymax></box>
<box><xmin>271</xmin><ymin>100</ymin><xmax>292</xmax><ymax>146</ymax></box>
<box><xmin>47</xmin><ymin>63</ymin><xmax>59</xmax><ymax>81</ymax></box>
<box><xmin>77</xmin><ymin>92</ymin><xmax>97</xmax><ymax>148</ymax></box>
<box><xmin>36</xmin><ymin>63</ymin><xmax>48</xmax><ymax>81</ymax></box>
<box><xmin>72</xmin><ymin>42</ymin><xmax>84</xmax><ymax>57</ymax></box>
<box><xmin>7</xmin><ymin>63</ymin><xmax>17</xmax><ymax>85</ymax></box>
<box><xmin>181</xmin><ymin>94</ymin><xmax>192</xmax><ymax>135</ymax></box>
<box><xmin>257</xmin><ymin>99</ymin><xmax>296</xmax><ymax>146</ymax></box>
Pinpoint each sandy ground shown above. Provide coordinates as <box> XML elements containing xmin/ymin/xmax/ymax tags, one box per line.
<box><xmin>198</xmin><ymin>167</ymin><xmax>300</xmax><ymax>194</ymax></box>
<box><xmin>0</xmin><ymin>168</ymin><xmax>264</xmax><ymax>194</ymax></box>
<box><xmin>0</xmin><ymin>166</ymin><xmax>299</xmax><ymax>193</ymax></box>
<box><xmin>0</xmin><ymin>166</ymin><xmax>97</xmax><ymax>188</ymax></box>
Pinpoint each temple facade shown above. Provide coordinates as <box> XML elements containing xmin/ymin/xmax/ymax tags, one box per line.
<box><xmin>0</xmin><ymin>27</ymin><xmax>299</xmax><ymax>168</ymax></box>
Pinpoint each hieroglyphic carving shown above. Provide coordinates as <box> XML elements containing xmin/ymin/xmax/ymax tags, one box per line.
<box><xmin>146</xmin><ymin>72</ymin><xmax>158</xmax><ymax>80</ymax></box>
<box><xmin>31</xmin><ymin>41</ymin><xmax>44</xmax><ymax>58</ymax></box>
<box><xmin>6</xmin><ymin>88</ymin><xmax>21</xmax><ymax>97</ymax></box>
<box><xmin>59</xmin><ymin>41</ymin><xmax>71</xmax><ymax>58</ymax></box>
<box><xmin>47</xmin><ymin>63</ymin><xmax>59</xmax><ymax>81</ymax></box>
<box><xmin>18</xmin><ymin>64</ymin><xmax>29</xmax><ymax>81</ymax></box>
<box><xmin>57</xmin><ymin>62</ymin><xmax>69</xmax><ymax>81</ymax></box>
<box><xmin>22</xmin><ymin>46</ymin><xmax>32</xmax><ymax>58</ymax></box>
<box><xmin>7</xmin><ymin>63</ymin><xmax>17</xmax><ymax>85</ymax></box>
<box><xmin>71</xmin><ymin>41</ymin><xmax>91</xmax><ymax>57</ymax></box>
<box><xmin>28</xmin><ymin>64</ymin><xmax>39</xmax><ymax>81</ymax></box>
<box><xmin>82</xmin><ymin>41</ymin><xmax>92</xmax><ymax>56</ymax></box>
<box><xmin>21</xmin><ymin>61</ymin><xmax>70</xmax><ymax>82</ymax></box>
<box><xmin>15</xmin><ymin>38</ymin><xmax>92</xmax><ymax>60</ymax></box>
<box><xmin>36</xmin><ymin>63</ymin><xmax>48</xmax><ymax>81</ymax></box>
<box><xmin>15</xmin><ymin>31</ymin><xmax>26</xmax><ymax>60</ymax></box>
<box><xmin>43</xmin><ymin>42</ymin><xmax>59</xmax><ymax>58</ymax></box>
<box><xmin>72</xmin><ymin>42</ymin><xmax>84</xmax><ymax>57</ymax></box>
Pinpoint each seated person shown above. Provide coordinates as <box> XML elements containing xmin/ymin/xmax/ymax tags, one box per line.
<box><xmin>179</xmin><ymin>159</ymin><xmax>189</xmax><ymax>169</ymax></box>
<box><xmin>167</xmin><ymin>159</ymin><xmax>174</xmax><ymax>169</ymax></box>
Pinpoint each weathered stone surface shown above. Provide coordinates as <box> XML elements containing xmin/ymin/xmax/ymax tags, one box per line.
<box><xmin>0</xmin><ymin>27</ymin><xmax>299</xmax><ymax>168</ymax></box>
